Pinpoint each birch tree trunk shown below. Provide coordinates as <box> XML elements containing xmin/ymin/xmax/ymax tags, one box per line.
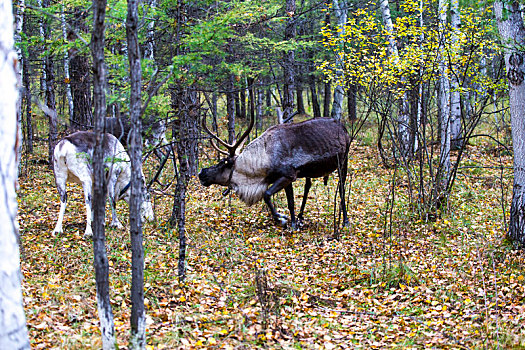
<box><xmin>127</xmin><ymin>0</ymin><xmax>146</xmax><ymax>346</ymax></box>
<box><xmin>61</xmin><ymin>6</ymin><xmax>73</xmax><ymax>123</ymax></box>
<box><xmin>0</xmin><ymin>1</ymin><xmax>30</xmax><ymax>347</ymax></box>
<box><xmin>330</xmin><ymin>0</ymin><xmax>347</xmax><ymax>121</ymax></box>
<box><xmin>91</xmin><ymin>0</ymin><xmax>115</xmax><ymax>348</ymax></box>
<box><xmin>144</xmin><ymin>0</ymin><xmax>156</xmax><ymax>62</ymax></box>
<box><xmin>450</xmin><ymin>0</ymin><xmax>462</xmax><ymax>150</ymax></box>
<box><xmin>36</xmin><ymin>0</ymin><xmax>46</xmax><ymax>96</ymax></box>
<box><xmin>495</xmin><ymin>1</ymin><xmax>525</xmax><ymax>247</ymax></box>
<box><xmin>379</xmin><ymin>0</ymin><xmax>411</xmax><ymax>158</ymax></box>
<box><xmin>437</xmin><ymin>0</ymin><xmax>451</xmax><ymax>200</ymax></box>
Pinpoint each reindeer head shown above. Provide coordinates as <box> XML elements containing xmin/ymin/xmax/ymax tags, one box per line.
<box><xmin>198</xmin><ymin>113</ymin><xmax>254</xmax><ymax>188</ymax></box>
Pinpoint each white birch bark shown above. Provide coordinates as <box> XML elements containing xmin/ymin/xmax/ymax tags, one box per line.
<box><xmin>145</xmin><ymin>0</ymin><xmax>156</xmax><ymax>62</ymax></box>
<box><xmin>0</xmin><ymin>0</ymin><xmax>30</xmax><ymax>348</ymax></box>
<box><xmin>450</xmin><ymin>0</ymin><xmax>462</xmax><ymax>149</ymax></box>
<box><xmin>330</xmin><ymin>0</ymin><xmax>347</xmax><ymax>121</ymax></box>
<box><xmin>438</xmin><ymin>0</ymin><xmax>451</xmax><ymax>190</ymax></box>
<box><xmin>61</xmin><ymin>6</ymin><xmax>73</xmax><ymax>124</ymax></box>
<box><xmin>379</xmin><ymin>0</ymin><xmax>411</xmax><ymax>157</ymax></box>
<box><xmin>36</xmin><ymin>0</ymin><xmax>46</xmax><ymax>94</ymax></box>
<box><xmin>495</xmin><ymin>1</ymin><xmax>525</xmax><ymax>247</ymax></box>
<box><xmin>415</xmin><ymin>0</ymin><xmax>424</xmax><ymax>153</ymax></box>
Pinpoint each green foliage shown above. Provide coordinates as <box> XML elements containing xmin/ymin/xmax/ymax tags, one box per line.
<box><xmin>319</xmin><ymin>0</ymin><xmax>503</xmax><ymax>99</ymax></box>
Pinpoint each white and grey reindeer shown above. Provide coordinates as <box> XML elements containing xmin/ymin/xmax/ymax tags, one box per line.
<box><xmin>52</xmin><ymin>131</ymin><xmax>154</xmax><ymax>237</ymax></box>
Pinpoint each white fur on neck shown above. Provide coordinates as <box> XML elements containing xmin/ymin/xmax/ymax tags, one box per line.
<box><xmin>230</xmin><ymin>173</ymin><xmax>268</xmax><ymax>206</ymax></box>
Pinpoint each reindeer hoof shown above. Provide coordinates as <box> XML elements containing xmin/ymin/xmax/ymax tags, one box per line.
<box><xmin>274</xmin><ymin>213</ymin><xmax>288</xmax><ymax>227</ymax></box>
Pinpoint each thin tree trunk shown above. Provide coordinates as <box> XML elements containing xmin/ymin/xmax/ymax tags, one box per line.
<box><xmin>36</xmin><ymin>0</ymin><xmax>46</xmax><ymax>96</ymax></box>
<box><xmin>211</xmin><ymin>91</ymin><xmax>218</xmax><ymax>133</ymax></box>
<box><xmin>309</xmin><ymin>68</ymin><xmax>321</xmax><ymax>118</ymax></box>
<box><xmin>414</xmin><ymin>0</ymin><xmax>425</xmax><ymax>153</ymax></box>
<box><xmin>347</xmin><ymin>83</ymin><xmax>357</xmax><ymax>122</ymax></box>
<box><xmin>43</xmin><ymin>0</ymin><xmax>57</xmax><ymax>168</ymax></box>
<box><xmin>144</xmin><ymin>0</ymin><xmax>156</xmax><ymax>61</ymax></box>
<box><xmin>91</xmin><ymin>0</ymin><xmax>115</xmax><ymax>347</ymax></box>
<box><xmin>21</xmin><ymin>4</ymin><xmax>33</xmax><ymax>154</ymax></box>
<box><xmin>379</xmin><ymin>0</ymin><xmax>411</xmax><ymax>157</ymax></box>
<box><xmin>282</xmin><ymin>0</ymin><xmax>296</xmax><ymax>121</ymax></box>
<box><xmin>247</xmin><ymin>77</ymin><xmax>255</xmax><ymax>139</ymax></box>
<box><xmin>437</xmin><ymin>0</ymin><xmax>451</xmax><ymax>206</ymax></box>
<box><xmin>227</xmin><ymin>74</ymin><xmax>235</xmax><ymax>144</ymax></box>
<box><xmin>450</xmin><ymin>0</ymin><xmax>462</xmax><ymax>150</ymax></box>
<box><xmin>330</xmin><ymin>0</ymin><xmax>347</xmax><ymax>121</ymax></box>
<box><xmin>0</xmin><ymin>1</ymin><xmax>30</xmax><ymax>347</ymax></box>
<box><xmin>323</xmin><ymin>12</ymin><xmax>331</xmax><ymax>119</ymax></box>
<box><xmin>296</xmin><ymin>84</ymin><xmax>305</xmax><ymax>115</ymax></box>
<box><xmin>235</xmin><ymin>89</ymin><xmax>241</xmax><ymax>122</ymax></box>
<box><xmin>169</xmin><ymin>86</ymin><xmax>198</xmax><ymax>281</ymax></box>
<box><xmin>69</xmin><ymin>8</ymin><xmax>92</xmax><ymax>130</ymax></box>
<box><xmin>323</xmin><ymin>80</ymin><xmax>331</xmax><ymax>118</ymax></box>
<box><xmin>61</xmin><ymin>6</ymin><xmax>73</xmax><ymax>125</ymax></box>
<box><xmin>256</xmin><ymin>85</ymin><xmax>263</xmax><ymax>132</ymax></box>
<box><xmin>495</xmin><ymin>1</ymin><xmax>525</xmax><ymax>247</ymax></box>
<box><xmin>126</xmin><ymin>0</ymin><xmax>146</xmax><ymax>346</ymax></box>
<box><xmin>240</xmin><ymin>83</ymin><xmax>246</xmax><ymax>120</ymax></box>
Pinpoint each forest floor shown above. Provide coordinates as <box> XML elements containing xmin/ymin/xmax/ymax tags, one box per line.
<box><xmin>18</xmin><ymin>138</ymin><xmax>525</xmax><ymax>349</ymax></box>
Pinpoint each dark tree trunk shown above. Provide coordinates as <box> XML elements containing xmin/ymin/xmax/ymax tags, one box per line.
<box><xmin>69</xmin><ymin>8</ymin><xmax>92</xmax><ymax>131</ymax></box>
<box><xmin>296</xmin><ymin>81</ymin><xmax>305</xmax><ymax>115</ymax></box>
<box><xmin>91</xmin><ymin>0</ymin><xmax>115</xmax><ymax>347</ymax></box>
<box><xmin>43</xmin><ymin>0</ymin><xmax>56</xmax><ymax>168</ymax></box>
<box><xmin>309</xmin><ymin>70</ymin><xmax>321</xmax><ymax>119</ymax></box>
<box><xmin>211</xmin><ymin>91</ymin><xmax>218</xmax><ymax>133</ymax></box>
<box><xmin>323</xmin><ymin>80</ymin><xmax>331</xmax><ymax>119</ymax></box>
<box><xmin>247</xmin><ymin>77</ymin><xmax>255</xmax><ymax>143</ymax></box>
<box><xmin>265</xmin><ymin>86</ymin><xmax>271</xmax><ymax>115</ymax></box>
<box><xmin>169</xmin><ymin>85</ymin><xmax>199</xmax><ymax>281</ymax></box>
<box><xmin>44</xmin><ymin>57</ymin><xmax>56</xmax><ymax>168</ymax></box>
<box><xmin>227</xmin><ymin>74</ymin><xmax>235</xmax><ymax>144</ymax></box>
<box><xmin>21</xmin><ymin>11</ymin><xmax>33</xmax><ymax>154</ymax></box>
<box><xmin>240</xmin><ymin>85</ymin><xmax>247</xmax><ymax>120</ymax></box>
<box><xmin>256</xmin><ymin>85</ymin><xmax>263</xmax><ymax>132</ymax></box>
<box><xmin>347</xmin><ymin>83</ymin><xmax>357</xmax><ymax>122</ymax></box>
<box><xmin>282</xmin><ymin>0</ymin><xmax>296</xmax><ymax>121</ymax></box>
<box><xmin>126</xmin><ymin>0</ymin><xmax>146</xmax><ymax>346</ymax></box>
<box><xmin>235</xmin><ymin>89</ymin><xmax>241</xmax><ymax>122</ymax></box>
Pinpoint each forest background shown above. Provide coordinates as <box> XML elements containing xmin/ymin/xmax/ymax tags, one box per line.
<box><xmin>0</xmin><ymin>0</ymin><xmax>524</xmax><ymax>348</ymax></box>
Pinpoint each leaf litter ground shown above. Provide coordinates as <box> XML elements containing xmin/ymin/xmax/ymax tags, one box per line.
<box><xmin>18</xmin><ymin>141</ymin><xmax>525</xmax><ymax>349</ymax></box>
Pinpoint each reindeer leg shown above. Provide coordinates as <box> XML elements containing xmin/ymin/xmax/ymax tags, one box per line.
<box><xmin>82</xmin><ymin>180</ymin><xmax>94</xmax><ymax>237</ymax></box>
<box><xmin>263</xmin><ymin>176</ymin><xmax>294</xmax><ymax>227</ymax></box>
<box><xmin>297</xmin><ymin>178</ymin><xmax>312</xmax><ymax>224</ymax></box>
<box><xmin>107</xmin><ymin>177</ymin><xmax>124</xmax><ymax>230</ymax></box>
<box><xmin>53</xmin><ymin>176</ymin><xmax>68</xmax><ymax>235</ymax></box>
<box><xmin>284</xmin><ymin>183</ymin><xmax>297</xmax><ymax>229</ymax></box>
<box><xmin>338</xmin><ymin>155</ymin><xmax>349</xmax><ymax>227</ymax></box>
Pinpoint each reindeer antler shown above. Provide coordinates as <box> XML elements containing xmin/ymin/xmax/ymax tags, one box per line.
<box><xmin>201</xmin><ymin>112</ymin><xmax>255</xmax><ymax>157</ymax></box>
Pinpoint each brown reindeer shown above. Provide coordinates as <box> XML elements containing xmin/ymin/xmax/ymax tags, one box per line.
<box><xmin>199</xmin><ymin>115</ymin><xmax>350</xmax><ymax>228</ymax></box>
